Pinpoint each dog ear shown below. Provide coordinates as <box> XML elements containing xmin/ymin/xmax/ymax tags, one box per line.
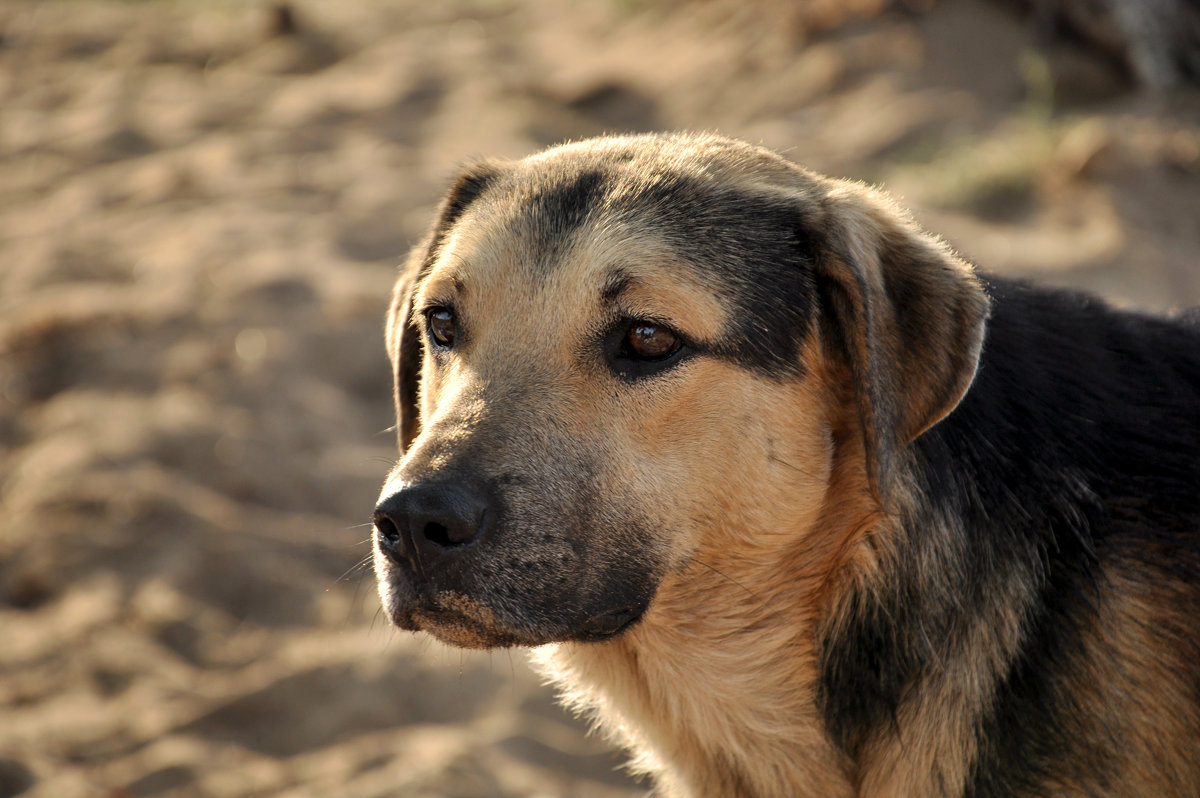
<box><xmin>386</xmin><ymin>161</ymin><xmax>505</xmax><ymax>452</ymax></box>
<box><xmin>815</xmin><ymin>182</ymin><xmax>990</xmax><ymax>500</ymax></box>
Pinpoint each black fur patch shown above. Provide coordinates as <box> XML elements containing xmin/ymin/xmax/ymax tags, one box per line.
<box><xmin>818</xmin><ymin>275</ymin><xmax>1200</xmax><ymax>792</ymax></box>
<box><xmin>525</xmin><ymin>168</ymin><xmax>608</xmax><ymax>258</ymax></box>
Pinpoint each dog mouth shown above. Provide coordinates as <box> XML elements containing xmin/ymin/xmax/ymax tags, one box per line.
<box><xmin>388</xmin><ymin>590</ymin><xmax>647</xmax><ymax>648</ymax></box>
<box><xmin>575</xmin><ymin>606</ymin><xmax>646</xmax><ymax>641</ymax></box>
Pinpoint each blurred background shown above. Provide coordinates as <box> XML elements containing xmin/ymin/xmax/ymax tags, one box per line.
<box><xmin>1</xmin><ymin>0</ymin><xmax>1198</xmax><ymax>796</ymax></box>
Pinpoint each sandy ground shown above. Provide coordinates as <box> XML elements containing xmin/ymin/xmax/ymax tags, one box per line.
<box><xmin>1</xmin><ymin>1</ymin><xmax>1198</xmax><ymax>796</ymax></box>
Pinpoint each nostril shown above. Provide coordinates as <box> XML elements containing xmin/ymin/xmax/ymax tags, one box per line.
<box><xmin>373</xmin><ymin>511</ymin><xmax>402</xmax><ymax>545</ymax></box>
<box><xmin>423</xmin><ymin>521</ymin><xmax>453</xmax><ymax>548</ymax></box>
<box><xmin>420</xmin><ymin>504</ymin><xmax>486</xmax><ymax>549</ymax></box>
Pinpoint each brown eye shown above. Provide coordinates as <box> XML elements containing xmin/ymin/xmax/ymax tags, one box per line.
<box><xmin>427</xmin><ymin>308</ymin><xmax>456</xmax><ymax>348</ymax></box>
<box><xmin>623</xmin><ymin>322</ymin><xmax>680</xmax><ymax>361</ymax></box>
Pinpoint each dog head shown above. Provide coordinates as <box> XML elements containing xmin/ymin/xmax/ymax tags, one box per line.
<box><xmin>373</xmin><ymin>133</ymin><xmax>989</xmax><ymax>649</ymax></box>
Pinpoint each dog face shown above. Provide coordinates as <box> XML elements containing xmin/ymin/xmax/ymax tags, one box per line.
<box><xmin>373</xmin><ymin>133</ymin><xmax>988</xmax><ymax>649</ymax></box>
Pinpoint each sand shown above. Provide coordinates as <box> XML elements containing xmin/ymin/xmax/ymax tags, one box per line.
<box><xmin>1</xmin><ymin>1</ymin><xmax>1198</xmax><ymax>796</ymax></box>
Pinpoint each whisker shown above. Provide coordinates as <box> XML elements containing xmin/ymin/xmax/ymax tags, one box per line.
<box><xmin>769</xmin><ymin>454</ymin><xmax>817</xmax><ymax>479</ymax></box>
<box><xmin>693</xmin><ymin>559</ymin><xmax>766</xmax><ymax>604</ymax></box>
<box><xmin>328</xmin><ymin>555</ymin><xmax>375</xmax><ymax>589</ymax></box>
<box><xmin>366</xmin><ymin>456</ymin><xmax>399</xmax><ymax>465</ymax></box>
<box><xmin>351</xmin><ymin>568</ymin><xmax>371</xmax><ymax>608</ymax></box>
<box><xmin>377</xmin><ymin>425</ymin><xmax>397</xmax><ymax>436</ymax></box>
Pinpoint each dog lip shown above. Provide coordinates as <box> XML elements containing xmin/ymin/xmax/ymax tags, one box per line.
<box><xmin>386</xmin><ymin>606</ymin><xmax>421</xmax><ymax>632</ymax></box>
<box><xmin>394</xmin><ymin>602</ymin><xmax>646</xmax><ymax>646</ymax></box>
<box><xmin>577</xmin><ymin>605</ymin><xmax>645</xmax><ymax>641</ymax></box>
<box><xmin>409</xmin><ymin>603</ymin><xmax>526</xmax><ymax>649</ymax></box>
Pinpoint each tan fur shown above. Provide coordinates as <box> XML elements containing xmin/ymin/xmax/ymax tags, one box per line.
<box><xmin>1069</xmin><ymin>560</ymin><xmax>1200</xmax><ymax>797</ymax></box>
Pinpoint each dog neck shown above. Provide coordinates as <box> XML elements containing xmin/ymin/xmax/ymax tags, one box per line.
<box><xmin>529</xmin><ymin>462</ymin><xmax>876</xmax><ymax>798</ymax></box>
<box><xmin>532</xmin><ymin>561</ymin><xmax>855</xmax><ymax>797</ymax></box>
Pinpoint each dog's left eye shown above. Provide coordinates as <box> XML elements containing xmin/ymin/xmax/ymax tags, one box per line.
<box><xmin>426</xmin><ymin>308</ymin><xmax>456</xmax><ymax>348</ymax></box>
<box><xmin>623</xmin><ymin>323</ymin><xmax>680</xmax><ymax>360</ymax></box>
<box><xmin>610</xmin><ymin>319</ymin><xmax>688</xmax><ymax>379</ymax></box>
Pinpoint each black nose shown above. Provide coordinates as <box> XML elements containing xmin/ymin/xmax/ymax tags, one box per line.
<box><xmin>373</xmin><ymin>482</ymin><xmax>491</xmax><ymax>570</ymax></box>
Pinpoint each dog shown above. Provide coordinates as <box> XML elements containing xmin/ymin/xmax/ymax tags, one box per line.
<box><xmin>371</xmin><ymin>132</ymin><xmax>1200</xmax><ymax>797</ymax></box>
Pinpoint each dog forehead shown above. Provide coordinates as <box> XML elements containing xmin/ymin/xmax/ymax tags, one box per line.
<box><xmin>422</xmin><ymin>153</ymin><xmax>721</xmax><ymax>305</ymax></box>
<box><xmin>419</xmin><ymin>135</ymin><xmax>826</xmax><ymax>376</ymax></box>
<box><xmin>467</xmin><ymin>133</ymin><xmax>815</xmax><ymax>236</ymax></box>
<box><xmin>427</xmin><ymin>137</ymin><xmax>813</xmax><ymax>289</ymax></box>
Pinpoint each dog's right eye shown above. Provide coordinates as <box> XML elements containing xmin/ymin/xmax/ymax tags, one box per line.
<box><xmin>426</xmin><ymin>308</ymin><xmax>456</xmax><ymax>348</ymax></box>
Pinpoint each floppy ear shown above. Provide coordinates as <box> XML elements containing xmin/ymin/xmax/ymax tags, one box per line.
<box><xmin>386</xmin><ymin>160</ymin><xmax>506</xmax><ymax>452</ymax></box>
<box><xmin>815</xmin><ymin>181</ymin><xmax>991</xmax><ymax>500</ymax></box>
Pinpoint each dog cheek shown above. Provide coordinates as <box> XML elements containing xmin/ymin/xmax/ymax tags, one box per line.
<box><xmin>597</xmin><ymin>370</ymin><xmax>743</xmax><ymax>525</ymax></box>
<box><xmin>541</xmin><ymin>458</ymin><xmax>667</xmax><ymax>600</ymax></box>
<box><xmin>611</xmin><ymin>367</ymin><xmax>834</xmax><ymax>555</ymax></box>
<box><xmin>579</xmin><ymin>439</ymin><xmax>698</xmax><ymax>571</ymax></box>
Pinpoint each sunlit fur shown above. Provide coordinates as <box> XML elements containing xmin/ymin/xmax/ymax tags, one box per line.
<box><xmin>376</xmin><ymin>133</ymin><xmax>1200</xmax><ymax>797</ymax></box>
